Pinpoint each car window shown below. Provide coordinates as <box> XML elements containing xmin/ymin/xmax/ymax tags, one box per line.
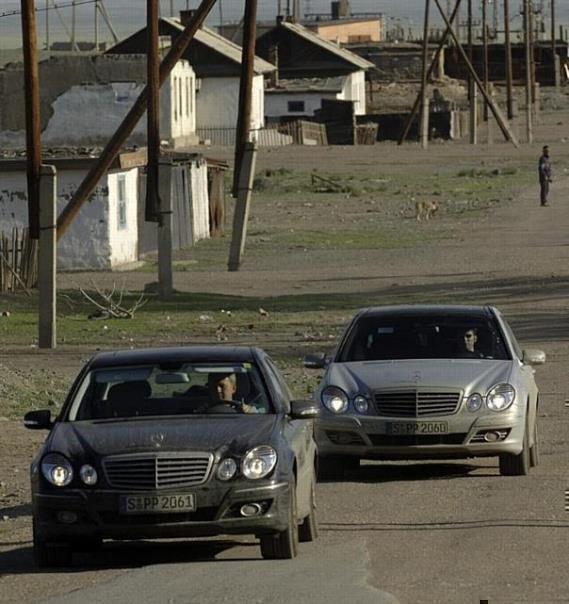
<box><xmin>499</xmin><ymin>318</ymin><xmax>523</xmax><ymax>360</ymax></box>
<box><xmin>67</xmin><ymin>362</ymin><xmax>273</xmax><ymax>421</ymax></box>
<box><xmin>338</xmin><ymin>315</ymin><xmax>511</xmax><ymax>361</ymax></box>
<box><xmin>263</xmin><ymin>358</ymin><xmax>292</xmax><ymax>412</ymax></box>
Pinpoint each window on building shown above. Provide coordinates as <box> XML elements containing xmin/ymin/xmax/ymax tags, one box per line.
<box><xmin>117</xmin><ymin>175</ymin><xmax>127</xmax><ymax>230</ymax></box>
<box><xmin>288</xmin><ymin>100</ymin><xmax>305</xmax><ymax>113</ymax></box>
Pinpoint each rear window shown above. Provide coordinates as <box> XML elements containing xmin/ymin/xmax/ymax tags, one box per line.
<box><xmin>67</xmin><ymin>362</ymin><xmax>273</xmax><ymax>421</ymax></box>
<box><xmin>338</xmin><ymin>315</ymin><xmax>510</xmax><ymax>362</ymax></box>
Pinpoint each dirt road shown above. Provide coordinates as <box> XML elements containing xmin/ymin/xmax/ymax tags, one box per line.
<box><xmin>1</xmin><ymin>111</ymin><xmax>569</xmax><ymax>602</ymax></box>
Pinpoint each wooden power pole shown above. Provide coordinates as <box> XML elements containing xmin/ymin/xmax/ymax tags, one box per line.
<box><xmin>524</xmin><ymin>0</ymin><xmax>533</xmax><ymax>143</ymax></box>
<box><xmin>146</xmin><ymin>0</ymin><xmax>161</xmax><ymax>222</ymax></box>
<box><xmin>21</xmin><ymin>0</ymin><xmax>42</xmax><ymax>239</ymax></box>
<box><xmin>504</xmin><ymin>0</ymin><xmax>514</xmax><ymax>120</ymax></box>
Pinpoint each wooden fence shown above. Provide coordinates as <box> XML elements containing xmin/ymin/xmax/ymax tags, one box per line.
<box><xmin>0</xmin><ymin>228</ymin><xmax>38</xmax><ymax>293</ymax></box>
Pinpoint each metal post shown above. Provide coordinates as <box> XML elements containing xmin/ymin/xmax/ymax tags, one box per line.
<box><xmin>233</xmin><ymin>0</ymin><xmax>258</xmax><ymax>196</ymax></box>
<box><xmin>57</xmin><ymin>0</ymin><xmax>218</xmax><ymax>241</ymax></box>
<box><xmin>504</xmin><ymin>0</ymin><xmax>514</xmax><ymax>120</ymax></box>
<box><xmin>146</xmin><ymin>0</ymin><xmax>161</xmax><ymax>222</ymax></box>
<box><xmin>39</xmin><ymin>165</ymin><xmax>57</xmax><ymax>349</ymax></box>
<box><xmin>21</xmin><ymin>0</ymin><xmax>41</xmax><ymax>240</ymax></box>
<box><xmin>524</xmin><ymin>0</ymin><xmax>533</xmax><ymax>143</ymax></box>
<box><xmin>420</xmin><ymin>0</ymin><xmax>431</xmax><ymax>149</ymax></box>
<box><xmin>228</xmin><ymin>142</ymin><xmax>257</xmax><ymax>272</ymax></box>
<box><xmin>157</xmin><ymin>159</ymin><xmax>173</xmax><ymax>299</ymax></box>
<box><xmin>71</xmin><ymin>0</ymin><xmax>76</xmax><ymax>50</ymax></box>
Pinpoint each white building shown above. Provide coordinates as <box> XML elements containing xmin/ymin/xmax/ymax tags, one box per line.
<box><xmin>0</xmin><ymin>55</ymin><xmax>198</xmax><ymax>150</ymax></box>
<box><xmin>0</xmin><ymin>151</ymin><xmax>211</xmax><ymax>271</ymax></box>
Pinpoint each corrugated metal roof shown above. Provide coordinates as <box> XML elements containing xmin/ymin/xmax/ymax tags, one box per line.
<box><xmin>266</xmin><ymin>76</ymin><xmax>346</xmax><ymax>93</ymax></box>
<box><xmin>279</xmin><ymin>21</ymin><xmax>374</xmax><ymax>70</ymax></box>
<box><xmin>162</xmin><ymin>18</ymin><xmax>276</xmax><ymax>74</ymax></box>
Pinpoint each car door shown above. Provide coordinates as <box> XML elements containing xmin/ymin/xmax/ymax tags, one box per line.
<box><xmin>262</xmin><ymin>355</ymin><xmax>315</xmax><ymax>519</ymax></box>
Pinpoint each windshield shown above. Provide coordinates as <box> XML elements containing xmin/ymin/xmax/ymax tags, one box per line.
<box><xmin>68</xmin><ymin>362</ymin><xmax>273</xmax><ymax>421</ymax></box>
<box><xmin>338</xmin><ymin>315</ymin><xmax>510</xmax><ymax>362</ymax></box>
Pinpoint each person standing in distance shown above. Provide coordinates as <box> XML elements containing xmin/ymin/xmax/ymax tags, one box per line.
<box><xmin>539</xmin><ymin>145</ymin><xmax>552</xmax><ymax>207</ymax></box>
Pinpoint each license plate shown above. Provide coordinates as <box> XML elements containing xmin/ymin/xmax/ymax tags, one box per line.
<box><xmin>386</xmin><ymin>421</ymin><xmax>448</xmax><ymax>435</ymax></box>
<box><xmin>121</xmin><ymin>493</ymin><xmax>196</xmax><ymax>514</ymax></box>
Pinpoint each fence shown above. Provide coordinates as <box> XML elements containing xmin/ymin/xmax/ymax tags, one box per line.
<box><xmin>196</xmin><ymin>120</ymin><xmax>328</xmax><ymax>147</ymax></box>
<box><xmin>0</xmin><ymin>228</ymin><xmax>38</xmax><ymax>293</ymax></box>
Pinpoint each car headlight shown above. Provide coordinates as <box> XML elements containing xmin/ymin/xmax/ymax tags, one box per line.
<box><xmin>217</xmin><ymin>458</ymin><xmax>238</xmax><ymax>481</ymax></box>
<box><xmin>322</xmin><ymin>387</ymin><xmax>349</xmax><ymax>414</ymax></box>
<box><xmin>41</xmin><ymin>453</ymin><xmax>74</xmax><ymax>487</ymax></box>
<box><xmin>242</xmin><ymin>446</ymin><xmax>277</xmax><ymax>480</ymax></box>
<box><xmin>486</xmin><ymin>383</ymin><xmax>516</xmax><ymax>412</ymax></box>
<box><xmin>79</xmin><ymin>464</ymin><xmax>98</xmax><ymax>486</ymax></box>
<box><xmin>353</xmin><ymin>395</ymin><xmax>369</xmax><ymax>414</ymax></box>
<box><xmin>466</xmin><ymin>393</ymin><xmax>483</xmax><ymax>412</ymax></box>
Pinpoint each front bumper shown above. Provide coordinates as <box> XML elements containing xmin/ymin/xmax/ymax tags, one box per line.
<box><xmin>315</xmin><ymin>410</ymin><xmax>525</xmax><ymax>460</ymax></box>
<box><xmin>33</xmin><ymin>480</ymin><xmax>291</xmax><ymax>543</ymax></box>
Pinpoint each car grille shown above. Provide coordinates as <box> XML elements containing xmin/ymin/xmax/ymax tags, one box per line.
<box><xmin>103</xmin><ymin>453</ymin><xmax>213</xmax><ymax>490</ymax></box>
<box><xmin>374</xmin><ymin>390</ymin><xmax>461</xmax><ymax>417</ymax></box>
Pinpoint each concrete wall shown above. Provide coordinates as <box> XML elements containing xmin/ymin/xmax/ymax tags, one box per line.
<box><xmin>0</xmin><ymin>55</ymin><xmax>197</xmax><ymax>148</ymax></box>
<box><xmin>0</xmin><ymin>167</ymin><xmax>139</xmax><ymax>270</ymax></box>
<box><xmin>196</xmin><ymin>74</ymin><xmax>264</xmax><ymax>130</ymax></box>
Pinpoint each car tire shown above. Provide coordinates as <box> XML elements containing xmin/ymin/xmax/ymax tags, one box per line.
<box><xmin>260</xmin><ymin>487</ymin><xmax>299</xmax><ymax>560</ymax></box>
<box><xmin>499</xmin><ymin>420</ymin><xmax>530</xmax><ymax>476</ymax></box>
<box><xmin>298</xmin><ymin>473</ymin><xmax>318</xmax><ymax>543</ymax></box>
<box><xmin>529</xmin><ymin>421</ymin><xmax>539</xmax><ymax>468</ymax></box>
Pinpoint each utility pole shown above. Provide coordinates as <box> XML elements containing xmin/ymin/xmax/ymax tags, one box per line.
<box><xmin>45</xmin><ymin>0</ymin><xmax>50</xmax><ymax>50</ymax></box>
<box><xmin>21</xmin><ymin>0</ymin><xmax>42</xmax><ymax>239</ymax></box>
<box><xmin>219</xmin><ymin>0</ymin><xmax>224</xmax><ymax>37</ymax></box>
<box><xmin>170</xmin><ymin>0</ymin><xmax>175</xmax><ymax>17</ymax></box>
<box><xmin>146</xmin><ymin>0</ymin><xmax>161</xmax><ymax>223</ymax></box>
<box><xmin>468</xmin><ymin>0</ymin><xmax>477</xmax><ymax>144</ymax></box>
<box><xmin>71</xmin><ymin>0</ymin><xmax>76</xmax><ymax>50</ymax></box>
<box><xmin>504</xmin><ymin>0</ymin><xmax>514</xmax><ymax>119</ymax></box>
<box><xmin>420</xmin><ymin>0</ymin><xmax>431</xmax><ymax>149</ymax></box>
<box><xmin>492</xmin><ymin>0</ymin><xmax>498</xmax><ymax>38</ymax></box>
<box><xmin>482</xmin><ymin>0</ymin><xmax>489</xmax><ymax>121</ymax></box>
<box><xmin>233</xmin><ymin>0</ymin><xmax>258</xmax><ymax>194</ymax></box>
<box><xmin>551</xmin><ymin>0</ymin><xmax>557</xmax><ymax>84</ymax></box>
<box><xmin>94</xmin><ymin>0</ymin><xmax>99</xmax><ymax>50</ymax></box>
<box><xmin>524</xmin><ymin>0</ymin><xmax>533</xmax><ymax>143</ymax></box>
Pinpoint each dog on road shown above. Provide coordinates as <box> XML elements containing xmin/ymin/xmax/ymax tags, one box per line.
<box><xmin>415</xmin><ymin>200</ymin><xmax>439</xmax><ymax>222</ymax></box>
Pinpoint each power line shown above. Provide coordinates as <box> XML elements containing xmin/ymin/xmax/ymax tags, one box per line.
<box><xmin>0</xmin><ymin>0</ymin><xmax>97</xmax><ymax>20</ymax></box>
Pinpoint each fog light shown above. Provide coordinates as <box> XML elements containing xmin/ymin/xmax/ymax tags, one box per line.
<box><xmin>484</xmin><ymin>431</ymin><xmax>500</xmax><ymax>442</ymax></box>
<box><xmin>57</xmin><ymin>511</ymin><xmax>78</xmax><ymax>524</ymax></box>
<box><xmin>240</xmin><ymin>503</ymin><xmax>262</xmax><ymax>517</ymax></box>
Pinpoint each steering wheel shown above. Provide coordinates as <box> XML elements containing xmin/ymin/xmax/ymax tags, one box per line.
<box><xmin>207</xmin><ymin>399</ymin><xmax>242</xmax><ymax>414</ymax></box>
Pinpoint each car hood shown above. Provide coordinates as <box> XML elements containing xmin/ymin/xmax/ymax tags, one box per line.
<box><xmin>325</xmin><ymin>359</ymin><xmax>513</xmax><ymax>395</ymax></box>
<box><xmin>47</xmin><ymin>416</ymin><xmax>280</xmax><ymax>459</ymax></box>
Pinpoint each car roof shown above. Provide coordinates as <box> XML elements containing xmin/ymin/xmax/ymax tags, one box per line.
<box><xmin>89</xmin><ymin>346</ymin><xmax>261</xmax><ymax>369</ymax></box>
<box><xmin>358</xmin><ymin>305</ymin><xmax>495</xmax><ymax>319</ymax></box>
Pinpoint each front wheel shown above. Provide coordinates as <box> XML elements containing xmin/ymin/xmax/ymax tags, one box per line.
<box><xmin>499</xmin><ymin>421</ymin><xmax>530</xmax><ymax>476</ymax></box>
<box><xmin>260</xmin><ymin>487</ymin><xmax>299</xmax><ymax>560</ymax></box>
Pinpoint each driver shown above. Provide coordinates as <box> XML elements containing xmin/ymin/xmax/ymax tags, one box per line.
<box><xmin>207</xmin><ymin>372</ymin><xmax>258</xmax><ymax>413</ymax></box>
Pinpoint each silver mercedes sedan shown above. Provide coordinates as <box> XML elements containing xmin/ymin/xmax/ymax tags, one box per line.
<box><xmin>305</xmin><ymin>305</ymin><xmax>545</xmax><ymax>478</ymax></box>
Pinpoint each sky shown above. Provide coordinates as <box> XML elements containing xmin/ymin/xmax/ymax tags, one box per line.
<box><xmin>0</xmin><ymin>0</ymin><xmax>568</xmax><ymax>49</ymax></box>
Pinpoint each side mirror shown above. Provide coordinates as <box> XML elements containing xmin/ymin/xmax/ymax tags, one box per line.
<box><xmin>290</xmin><ymin>400</ymin><xmax>320</xmax><ymax>420</ymax></box>
<box><xmin>522</xmin><ymin>349</ymin><xmax>546</xmax><ymax>366</ymax></box>
<box><xmin>24</xmin><ymin>409</ymin><xmax>53</xmax><ymax>430</ymax></box>
<box><xmin>303</xmin><ymin>353</ymin><xmax>329</xmax><ymax>370</ymax></box>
